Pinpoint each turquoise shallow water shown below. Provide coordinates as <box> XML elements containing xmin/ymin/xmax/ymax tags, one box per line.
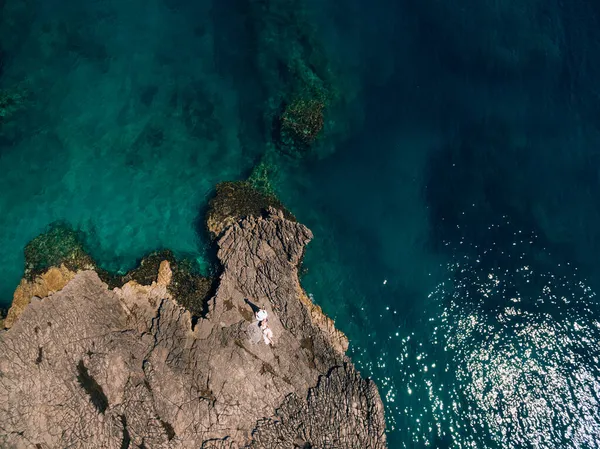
<box><xmin>0</xmin><ymin>0</ymin><xmax>262</xmax><ymax>300</ymax></box>
<box><xmin>3</xmin><ymin>0</ymin><xmax>600</xmax><ymax>447</ymax></box>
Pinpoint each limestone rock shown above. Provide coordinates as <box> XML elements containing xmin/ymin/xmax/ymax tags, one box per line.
<box><xmin>119</xmin><ymin>250</ymin><xmax>213</xmax><ymax>315</ymax></box>
<box><xmin>0</xmin><ymin>211</ymin><xmax>387</xmax><ymax>448</ymax></box>
<box><xmin>4</xmin><ymin>264</ymin><xmax>75</xmax><ymax>329</ymax></box>
<box><xmin>298</xmin><ymin>285</ymin><xmax>349</xmax><ymax>354</ymax></box>
<box><xmin>157</xmin><ymin>260</ymin><xmax>173</xmax><ymax>286</ymax></box>
<box><xmin>250</xmin><ymin>363</ymin><xmax>387</xmax><ymax>448</ymax></box>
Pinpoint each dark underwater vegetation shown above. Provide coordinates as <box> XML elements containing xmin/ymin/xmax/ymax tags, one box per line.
<box><xmin>3</xmin><ymin>0</ymin><xmax>600</xmax><ymax>447</ymax></box>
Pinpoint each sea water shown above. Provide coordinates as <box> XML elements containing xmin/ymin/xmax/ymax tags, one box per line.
<box><xmin>2</xmin><ymin>0</ymin><xmax>600</xmax><ymax>447</ymax></box>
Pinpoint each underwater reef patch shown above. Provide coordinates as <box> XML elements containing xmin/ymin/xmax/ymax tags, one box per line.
<box><xmin>206</xmin><ymin>181</ymin><xmax>295</xmax><ymax>239</ymax></box>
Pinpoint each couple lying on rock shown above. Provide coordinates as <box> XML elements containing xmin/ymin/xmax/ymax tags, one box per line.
<box><xmin>255</xmin><ymin>308</ymin><xmax>274</xmax><ymax>345</ymax></box>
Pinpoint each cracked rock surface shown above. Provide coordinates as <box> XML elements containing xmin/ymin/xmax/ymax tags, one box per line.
<box><xmin>0</xmin><ymin>209</ymin><xmax>387</xmax><ymax>448</ymax></box>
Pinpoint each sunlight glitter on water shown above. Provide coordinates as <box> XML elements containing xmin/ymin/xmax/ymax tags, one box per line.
<box><xmin>351</xmin><ymin>217</ymin><xmax>600</xmax><ymax>448</ymax></box>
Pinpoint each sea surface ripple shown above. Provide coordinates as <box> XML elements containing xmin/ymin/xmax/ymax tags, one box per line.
<box><xmin>351</xmin><ymin>216</ymin><xmax>600</xmax><ymax>448</ymax></box>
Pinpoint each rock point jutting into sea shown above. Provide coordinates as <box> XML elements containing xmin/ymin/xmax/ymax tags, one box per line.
<box><xmin>0</xmin><ymin>182</ymin><xmax>387</xmax><ymax>449</ymax></box>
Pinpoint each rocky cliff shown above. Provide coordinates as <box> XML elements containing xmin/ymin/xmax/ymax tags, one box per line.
<box><xmin>0</xmin><ymin>194</ymin><xmax>387</xmax><ymax>448</ymax></box>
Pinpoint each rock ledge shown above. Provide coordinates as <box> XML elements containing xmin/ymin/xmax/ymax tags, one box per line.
<box><xmin>0</xmin><ymin>208</ymin><xmax>387</xmax><ymax>448</ymax></box>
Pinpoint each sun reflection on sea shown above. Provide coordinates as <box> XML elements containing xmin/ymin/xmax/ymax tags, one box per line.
<box><xmin>348</xmin><ymin>217</ymin><xmax>600</xmax><ymax>448</ymax></box>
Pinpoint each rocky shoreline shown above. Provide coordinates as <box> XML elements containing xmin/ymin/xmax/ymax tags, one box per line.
<box><xmin>0</xmin><ymin>184</ymin><xmax>387</xmax><ymax>448</ymax></box>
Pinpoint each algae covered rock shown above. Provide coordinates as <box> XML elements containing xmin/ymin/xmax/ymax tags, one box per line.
<box><xmin>246</xmin><ymin>0</ymin><xmax>344</xmax><ymax>159</ymax></box>
<box><xmin>19</xmin><ymin>225</ymin><xmax>214</xmax><ymax>321</ymax></box>
<box><xmin>23</xmin><ymin>223</ymin><xmax>96</xmax><ymax>279</ymax></box>
<box><xmin>111</xmin><ymin>249</ymin><xmax>214</xmax><ymax>318</ymax></box>
<box><xmin>278</xmin><ymin>96</ymin><xmax>326</xmax><ymax>155</ymax></box>
<box><xmin>206</xmin><ymin>181</ymin><xmax>295</xmax><ymax>238</ymax></box>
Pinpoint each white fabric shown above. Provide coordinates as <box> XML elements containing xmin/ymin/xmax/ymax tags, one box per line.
<box><xmin>262</xmin><ymin>327</ymin><xmax>273</xmax><ymax>345</ymax></box>
<box><xmin>256</xmin><ymin>309</ymin><xmax>268</xmax><ymax>321</ymax></box>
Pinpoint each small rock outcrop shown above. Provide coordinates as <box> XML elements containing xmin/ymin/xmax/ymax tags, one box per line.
<box><xmin>4</xmin><ymin>264</ymin><xmax>75</xmax><ymax>329</ymax></box>
<box><xmin>0</xmin><ymin>207</ymin><xmax>387</xmax><ymax>448</ymax></box>
<box><xmin>206</xmin><ymin>181</ymin><xmax>295</xmax><ymax>239</ymax></box>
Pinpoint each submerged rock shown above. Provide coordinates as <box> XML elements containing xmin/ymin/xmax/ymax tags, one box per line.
<box><xmin>278</xmin><ymin>96</ymin><xmax>326</xmax><ymax>156</ymax></box>
<box><xmin>244</xmin><ymin>0</ymin><xmax>342</xmax><ymax>159</ymax></box>
<box><xmin>0</xmin><ymin>207</ymin><xmax>387</xmax><ymax>448</ymax></box>
<box><xmin>0</xmin><ymin>85</ymin><xmax>27</xmax><ymax>121</ymax></box>
<box><xmin>23</xmin><ymin>223</ymin><xmax>96</xmax><ymax>279</ymax></box>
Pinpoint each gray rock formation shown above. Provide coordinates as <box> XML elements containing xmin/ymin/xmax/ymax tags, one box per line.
<box><xmin>0</xmin><ymin>208</ymin><xmax>387</xmax><ymax>448</ymax></box>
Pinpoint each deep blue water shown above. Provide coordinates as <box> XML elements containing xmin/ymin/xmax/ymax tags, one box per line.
<box><xmin>3</xmin><ymin>1</ymin><xmax>600</xmax><ymax>447</ymax></box>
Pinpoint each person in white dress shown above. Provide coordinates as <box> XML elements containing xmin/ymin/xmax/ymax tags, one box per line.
<box><xmin>260</xmin><ymin>319</ymin><xmax>274</xmax><ymax>345</ymax></box>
